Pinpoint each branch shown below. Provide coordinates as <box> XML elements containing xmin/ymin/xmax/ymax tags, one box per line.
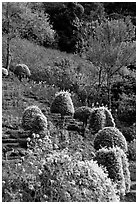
<box><xmin>110</xmin><ymin>51</ymin><xmax>135</xmax><ymax>77</ymax></box>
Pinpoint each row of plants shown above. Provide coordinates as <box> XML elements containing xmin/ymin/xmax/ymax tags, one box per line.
<box><xmin>2</xmin><ymin>90</ymin><xmax>132</xmax><ymax>201</ymax></box>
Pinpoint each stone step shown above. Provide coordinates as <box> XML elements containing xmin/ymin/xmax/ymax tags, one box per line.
<box><xmin>2</xmin><ymin>138</ymin><xmax>27</xmax><ymax>148</ymax></box>
<box><xmin>3</xmin><ymin>130</ymin><xmax>31</xmax><ymax>139</ymax></box>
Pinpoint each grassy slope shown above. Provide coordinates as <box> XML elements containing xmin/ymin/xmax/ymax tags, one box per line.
<box><xmin>2</xmin><ymin>35</ymin><xmax>96</xmax><ymax>141</ymax></box>
<box><xmin>2</xmin><ymin>36</ymin><xmax>96</xmax><ymax>83</ymax></box>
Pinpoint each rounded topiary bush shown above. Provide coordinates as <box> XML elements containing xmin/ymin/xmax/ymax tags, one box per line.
<box><xmin>14</xmin><ymin>64</ymin><xmax>31</xmax><ymax>81</ymax></box>
<box><xmin>89</xmin><ymin>107</ymin><xmax>115</xmax><ymax>134</ymax></box>
<box><xmin>22</xmin><ymin>105</ymin><xmax>47</xmax><ymax>133</ymax></box>
<box><xmin>94</xmin><ymin>146</ymin><xmax>130</xmax><ymax>197</ymax></box>
<box><xmin>94</xmin><ymin>127</ymin><xmax>128</xmax><ymax>152</ymax></box>
<box><xmin>74</xmin><ymin>106</ymin><xmax>92</xmax><ymax>127</ymax></box>
<box><xmin>50</xmin><ymin>91</ymin><xmax>74</xmax><ymax>118</ymax></box>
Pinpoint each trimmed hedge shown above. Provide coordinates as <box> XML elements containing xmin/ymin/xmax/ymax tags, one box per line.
<box><xmin>50</xmin><ymin>91</ymin><xmax>74</xmax><ymax>117</ymax></box>
<box><xmin>94</xmin><ymin>127</ymin><xmax>128</xmax><ymax>152</ymax></box>
<box><xmin>89</xmin><ymin>107</ymin><xmax>115</xmax><ymax>134</ymax></box>
<box><xmin>94</xmin><ymin>147</ymin><xmax>130</xmax><ymax>197</ymax></box>
<box><xmin>74</xmin><ymin>106</ymin><xmax>92</xmax><ymax>127</ymax></box>
<box><xmin>22</xmin><ymin>105</ymin><xmax>47</xmax><ymax>132</ymax></box>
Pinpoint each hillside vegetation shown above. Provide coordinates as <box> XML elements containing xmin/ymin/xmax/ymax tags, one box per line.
<box><xmin>2</xmin><ymin>2</ymin><xmax>136</xmax><ymax>202</ymax></box>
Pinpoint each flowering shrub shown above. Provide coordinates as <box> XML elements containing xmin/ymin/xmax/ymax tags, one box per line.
<box><xmin>89</xmin><ymin>107</ymin><xmax>115</xmax><ymax>134</ymax></box>
<box><xmin>50</xmin><ymin>91</ymin><xmax>74</xmax><ymax>118</ymax></box>
<box><xmin>94</xmin><ymin>146</ymin><xmax>130</xmax><ymax>197</ymax></box>
<box><xmin>94</xmin><ymin>127</ymin><xmax>128</xmax><ymax>152</ymax></box>
<box><xmin>2</xmin><ymin>132</ymin><xmax>119</xmax><ymax>202</ymax></box>
<box><xmin>74</xmin><ymin>106</ymin><xmax>92</xmax><ymax>127</ymax></box>
<box><xmin>22</xmin><ymin>105</ymin><xmax>47</xmax><ymax>133</ymax></box>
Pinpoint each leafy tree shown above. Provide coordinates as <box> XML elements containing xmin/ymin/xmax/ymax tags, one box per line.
<box><xmin>85</xmin><ymin>18</ymin><xmax>136</xmax><ymax>109</ymax></box>
<box><xmin>2</xmin><ymin>2</ymin><xmax>56</xmax><ymax>65</ymax></box>
<box><xmin>43</xmin><ymin>2</ymin><xmax>84</xmax><ymax>53</ymax></box>
<box><xmin>80</xmin><ymin>2</ymin><xmax>105</xmax><ymax>22</ymax></box>
<box><xmin>2</xmin><ymin>2</ymin><xmax>22</xmax><ymax>70</ymax></box>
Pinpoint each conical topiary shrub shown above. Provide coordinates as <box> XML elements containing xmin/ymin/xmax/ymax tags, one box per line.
<box><xmin>88</xmin><ymin>107</ymin><xmax>115</xmax><ymax>134</ymax></box>
<box><xmin>50</xmin><ymin>91</ymin><xmax>74</xmax><ymax>118</ymax></box>
<box><xmin>22</xmin><ymin>105</ymin><xmax>47</xmax><ymax>133</ymax></box>
<box><xmin>74</xmin><ymin>106</ymin><xmax>92</xmax><ymax>128</ymax></box>
<box><xmin>94</xmin><ymin>146</ymin><xmax>130</xmax><ymax>197</ymax></box>
<box><xmin>94</xmin><ymin>127</ymin><xmax>128</xmax><ymax>153</ymax></box>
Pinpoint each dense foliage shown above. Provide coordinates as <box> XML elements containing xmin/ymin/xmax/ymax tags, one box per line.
<box><xmin>2</xmin><ymin>2</ymin><xmax>136</xmax><ymax>124</ymax></box>
<box><xmin>2</xmin><ymin>2</ymin><xmax>136</xmax><ymax>201</ymax></box>
<box><xmin>94</xmin><ymin>127</ymin><xmax>128</xmax><ymax>152</ymax></box>
<box><xmin>2</xmin><ymin>2</ymin><xmax>56</xmax><ymax>47</ymax></box>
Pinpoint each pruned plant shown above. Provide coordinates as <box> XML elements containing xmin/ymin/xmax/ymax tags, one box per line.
<box><xmin>22</xmin><ymin>105</ymin><xmax>47</xmax><ymax>134</ymax></box>
<box><xmin>50</xmin><ymin>91</ymin><xmax>74</xmax><ymax>119</ymax></box>
<box><xmin>94</xmin><ymin>127</ymin><xmax>128</xmax><ymax>152</ymax></box>
<box><xmin>89</xmin><ymin>107</ymin><xmax>115</xmax><ymax>134</ymax></box>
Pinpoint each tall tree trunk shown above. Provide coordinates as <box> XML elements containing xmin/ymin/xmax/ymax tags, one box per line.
<box><xmin>6</xmin><ymin>36</ymin><xmax>11</xmax><ymax>71</ymax></box>
<box><xmin>107</xmin><ymin>74</ymin><xmax>112</xmax><ymax>110</ymax></box>
<box><xmin>97</xmin><ymin>67</ymin><xmax>102</xmax><ymax>105</ymax></box>
<box><xmin>6</xmin><ymin>2</ymin><xmax>11</xmax><ymax>71</ymax></box>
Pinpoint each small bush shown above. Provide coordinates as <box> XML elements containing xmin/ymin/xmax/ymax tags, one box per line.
<box><xmin>22</xmin><ymin>105</ymin><xmax>47</xmax><ymax>133</ymax></box>
<box><xmin>127</xmin><ymin>139</ymin><xmax>136</xmax><ymax>161</ymax></box>
<box><xmin>50</xmin><ymin>91</ymin><xmax>74</xmax><ymax>117</ymax></box>
<box><xmin>94</xmin><ymin>127</ymin><xmax>128</xmax><ymax>152</ymax></box>
<box><xmin>94</xmin><ymin>147</ymin><xmax>130</xmax><ymax>197</ymax></box>
<box><xmin>89</xmin><ymin>107</ymin><xmax>115</xmax><ymax>134</ymax></box>
<box><xmin>74</xmin><ymin>106</ymin><xmax>92</xmax><ymax>127</ymax></box>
